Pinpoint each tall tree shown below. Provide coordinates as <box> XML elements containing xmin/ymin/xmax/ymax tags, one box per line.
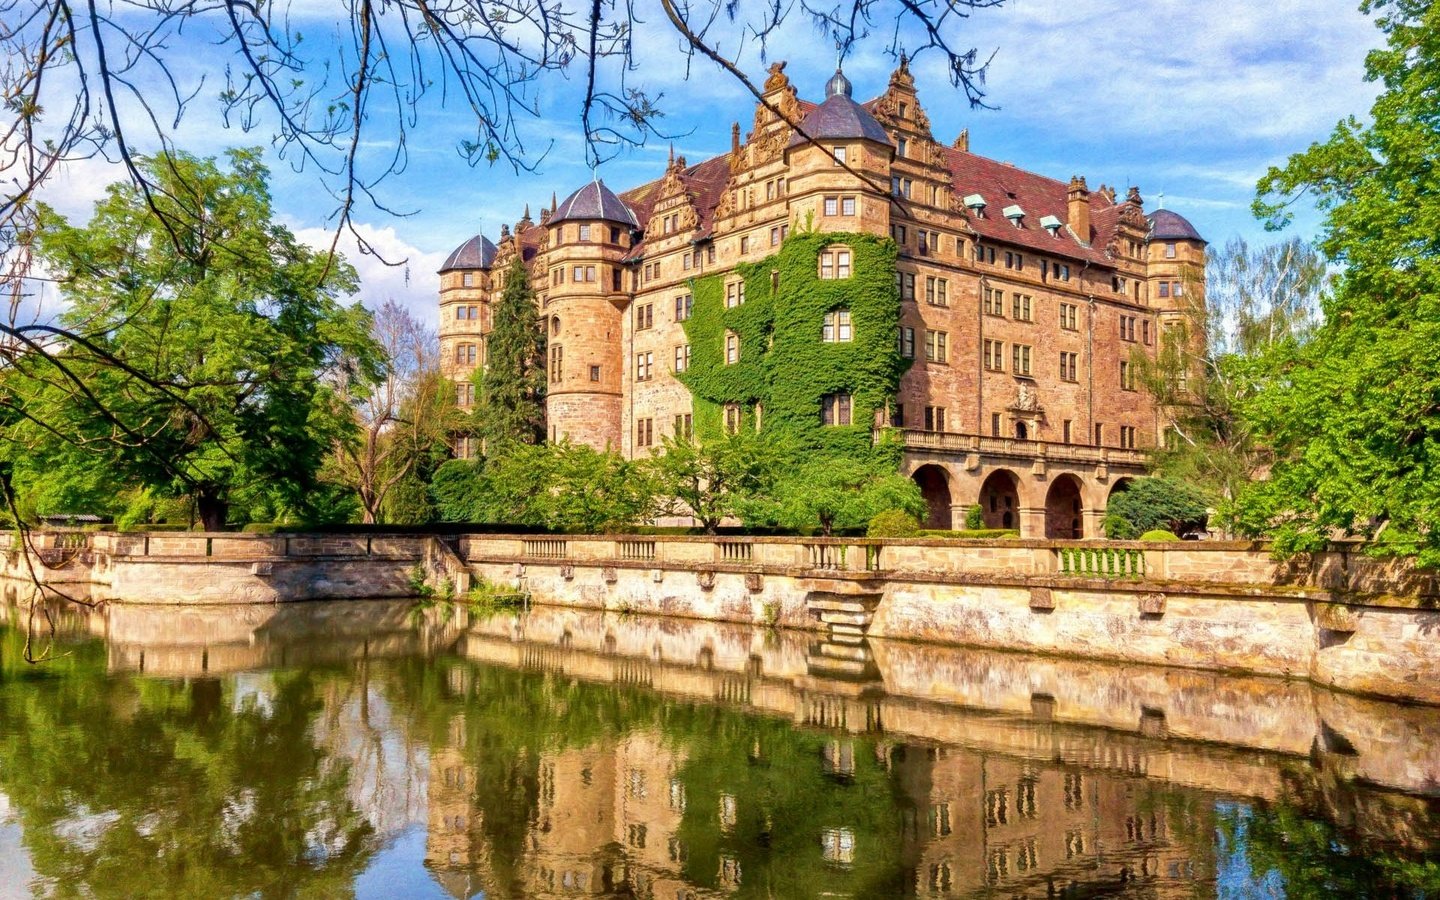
<box><xmin>4</xmin><ymin>149</ymin><xmax>380</xmax><ymax>531</ymax></box>
<box><xmin>476</xmin><ymin>258</ymin><xmax>546</xmax><ymax>448</ymax></box>
<box><xmin>1237</xmin><ymin>0</ymin><xmax>1440</xmax><ymax>564</ymax></box>
<box><xmin>1137</xmin><ymin>236</ymin><xmax>1328</xmax><ymax>501</ymax></box>
<box><xmin>328</xmin><ymin>299</ymin><xmax>445</xmax><ymax>523</ymax></box>
<box><xmin>645</xmin><ymin>431</ymin><xmax>784</xmax><ymax>534</ymax></box>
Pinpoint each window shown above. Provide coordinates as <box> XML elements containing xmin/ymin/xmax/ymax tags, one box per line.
<box><xmin>842</xmin><ymin>196</ymin><xmax>856</xmax><ymax>215</ymax></box>
<box><xmin>1004</xmin><ymin>251</ymin><xmax>1024</xmax><ymax>271</ymax></box>
<box><xmin>899</xmin><ymin>272</ymin><xmax>915</xmax><ymax>301</ymax></box>
<box><xmin>924</xmin><ymin>406</ymin><xmax>946</xmax><ymax>431</ymax></box>
<box><xmin>1142</xmin><ymin>320</ymin><xmax>1152</xmax><ymax>344</ymax></box>
<box><xmin>1011</xmin><ymin>293</ymin><xmax>1033</xmax><ymax>321</ymax></box>
<box><xmin>1094</xmin><ymin>423</ymin><xmax>1105</xmax><ymax>446</ymax></box>
<box><xmin>975</xmin><ymin>243</ymin><xmax>996</xmax><ymax>264</ymax></box>
<box><xmin>724</xmin><ymin>403</ymin><xmax>741</xmax><ymax>434</ymax></box>
<box><xmin>925</xmin><ymin>330</ymin><xmax>949</xmax><ymax>363</ymax></box>
<box><xmin>674</xmin><ymin>413</ymin><xmax>693</xmax><ymax>439</ymax></box>
<box><xmin>984</xmin><ymin>286</ymin><xmax>1005</xmax><ymax>316</ymax></box>
<box><xmin>578</xmin><ymin>224</ymin><xmax>591</xmax><ymax>241</ymax></box>
<box><xmin>454</xmin><ymin>343</ymin><xmax>477</xmax><ymax>365</ymax></box>
<box><xmin>898</xmin><ymin>101</ymin><xmax>909</xmax><ymax>118</ymax></box>
<box><xmin>925</xmin><ymin>277</ymin><xmax>948</xmax><ymax>306</ymax></box>
<box><xmin>765</xmin><ymin>180</ymin><xmax>776</xmax><ymax>201</ymax></box>
<box><xmin>991</xmin><ymin>412</ymin><xmax>1002</xmax><ymax>436</ymax></box>
<box><xmin>725</xmin><ymin>330</ymin><xmax>739</xmax><ymax>364</ymax></box>
<box><xmin>1011</xmin><ymin>343</ymin><xmax>1032</xmax><ymax>376</ymax></box>
<box><xmin>707</xmin><ymin>245</ymin><xmax>716</xmax><ymax>264</ymax></box>
<box><xmin>636</xmin><ymin>418</ymin><xmax>654</xmax><ymax>448</ymax></box>
<box><xmin>456</xmin><ymin>382</ymin><xmax>475</xmax><ymax>406</ymax></box>
<box><xmin>1063</xmin><ymin>419</ymin><xmax>1073</xmax><ymax>443</ymax></box>
<box><xmin>462</xmin><ymin>272</ymin><xmax>474</xmax><ymax>287</ymax></box>
<box><xmin>1158</xmin><ymin>281</ymin><xmax>1171</xmax><ymax>298</ymax></box>
<box><xmin>891</xmin><ymin>404</ymin><xmax>904</xmax><ymax>427</ymax></box>
<box><xmin>770</xmin><ymin>226</ymin><xmax>781</xmax><ymax>246</ymax></box>
<box><xmin>832</xmin><ymin>146</ymin><xmax>846</xmax><ymax>165</ymax></box>
<box><xmin>675</xmin><ymin>294</ymin><xmax>692</xmax><ymax>321</ymax></box>
<box><xmin>823</xmin><ymin>196</ymin><xmax>838</xmax><ymax>216</ymax></box>
<box><xmin>1120</xmin><ymin>360</ymin><xmax>1136</xmax><ymax>391</ymax></box>
<box><xmin>1165</xmin><ymin>242</ymin><xmax>1176</xmax><ymax>259</ymax></box>
<box><xmin>1120</xmin><ymin>425</ymin><xmax>1137</xmax><ymax>448</ymax></box>
<box><xmin>725</xmin><ymin>281</ymin><xmax>745</xmax><ymax>308</ymax></box>
<box><xmin>1120</xmin><ymin>315</ymin><xmax>1137</xmax><ymax>341</ymax></box>
<box><xmin>683</xmin><ymin>253</ymin><xmax>692</xmax><ymax>271</ymax></box>
<box><xmin>589</xmin><ymin>365</ymin><xmax>601</xmax><ymax>382</ymax></box>
<box><xmin>610</xmin><ymin>226</ymin><xmax>621</xmax><ymax>243</ymax></box>
<box><xmin>549</xmin><ymin>344</ymin><xmax>563</xmax><ymax>383</ymax></box>
<box><xmin>984</xmin><ymin>339</ymin><xmax>1005</xmax><ymax>371</ymax></box>
<box><xmin>822</xmin><ymin>310</ymin><xmax>853</xmax><ymax>343</ymax></box>
<box><xmin>897</xmin><ymin>136</ymin><xmax>909</xmax><ymax>158</ymax></box>
<box><xmin>897</xmin><ymin>326</ymin><xmax>916</xmax><ymax>358</ymax></box>
<box><xmin>1172</xmin><ymin>280</ymin><xmax>1183</xmax><ymax>296</ymax></box>
<box><xmin>891</xmin><ymin>223</ymin><xmax>907</xmax><ymax>245</ymax></box>
<box><xmin>739</xmin><ymin>235</ymin><xmax>750</xmax><ymax>254</ymax></box>
<box><xmin>917</xmin><ymin>229</ymin><xmax>929</xmax><ymax>255</ymax></box>
<box><xmin>1059</xmin><ymin>302</ymin><xmax>1078</xmax><ymax>331</ymax></box>
<box><xmin>635</xmin><ymin>351</ymin><xmax>654</xmax><ymax>382</ymax></box>
<box><xmin>636</xmin><ymin>303</ymin><xmax>654</xmax><ymax>330</ymax></box>
<box><xmin>674</xmin><ymin>344</ymin><xmax>691</xmax><ymax>372</ymax></box>
<box><xmin>551</xmin><ymin>315</ymin><xmax>561</xmax><ymax>336</ymax></box>
<box><xmin>1060</xmin><ymin>351</ymin><xmax>1079</xmax><ymax>382</ymax></box>
<box><xmin>819</xmin><ymin>248</ymin><xmax>852</xmax><ymax>280</ymax></box>
<box><xmin>821</xmin><ymin>393</ymin><xmax>852</xmax><ymax>426</ymax></box>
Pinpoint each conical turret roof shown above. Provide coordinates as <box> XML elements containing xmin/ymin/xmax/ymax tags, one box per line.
<box><xmin>438</xmin><ymin>234</ymin><xmax>498</xmax><ymax>272</ymax></box>
<box><xmin>550</xmin><ymin>180</ymin><xmax>639</xmax><ymax>227</ymax></box>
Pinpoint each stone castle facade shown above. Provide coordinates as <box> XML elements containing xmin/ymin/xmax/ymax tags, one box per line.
<box><xmin>437</xmin><ymin>59</ymin><xmax>1207</xmax><ymax>536</ymax></box>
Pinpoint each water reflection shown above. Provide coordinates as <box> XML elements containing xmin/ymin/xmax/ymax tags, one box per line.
<box><xmin>0</xmin><ymin>597</ymin><xmax>1437</xmax><ymax>898</ymax></box>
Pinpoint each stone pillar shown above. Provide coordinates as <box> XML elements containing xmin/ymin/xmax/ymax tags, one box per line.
<box><xmin>1019</xmin><ymin>506</ymin><xmax>1047</xmax><ymax>539</ymax></box>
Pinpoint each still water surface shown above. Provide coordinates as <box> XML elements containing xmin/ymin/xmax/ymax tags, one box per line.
<box><xmin>0</xmin><ymin>598</ymin><xmax>1437</xmax><ymax>898</ymax></box>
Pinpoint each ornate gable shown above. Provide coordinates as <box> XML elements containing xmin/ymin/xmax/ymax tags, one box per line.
<box><xmin>645</xmin><ymin>153</ymin><xmax>700</xmax><ymax>239</ymax></box>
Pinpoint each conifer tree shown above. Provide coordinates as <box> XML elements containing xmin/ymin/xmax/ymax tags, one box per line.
<box><xmin>476</xmin><ymin>257</ymin><xmax>546</xmax><ymax>447</ymax></box>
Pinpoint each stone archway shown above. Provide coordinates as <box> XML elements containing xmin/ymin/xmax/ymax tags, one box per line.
<box><xmin>978</xmin><ymin>469</ymin><xmax>1021</xmax><ymax>531</ymax></box>
<box><xmin>1045</xmin><ymin>474</ymin><xmax>1085</xmax><ymax>539</ymax></box>
<box><xmin>912</xmin><ymin>464</ymin><xmax>953</xmax><ymax>530</ymax></box>
<box><xmin>1108</xmin><ymin>477</ymin><xmax>1135</xmax><ymax>504</ymax></box>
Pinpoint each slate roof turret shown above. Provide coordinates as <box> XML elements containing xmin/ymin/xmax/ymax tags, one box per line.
<box><xmin>787</xmin><ymin>69</ymin><xmax>892</xmax><ymax>149</ymax></box>
<box><xmin>438</xmin><ymin>234</ymin><xmax>498</xmax><ymax>272</ymax></box>
<box><xmin>1147</xmin><ymin>209</ymin><xmax>1206</xmax><ymax>244</ymax></box>
<box><xmin>550</xmin><ymin>180</ymin><xmax>640</xmax><ymax>228</ymax></box>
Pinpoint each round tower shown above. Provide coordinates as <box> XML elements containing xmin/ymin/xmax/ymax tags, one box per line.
<box><xmin>1145</xmin><ymin>208</ymin><xmax>1207</xmax><ymax>316</ymax></box>
<box><xmin>543</xmin><ymin>180</ymin><xmax>637</xmax><ymax>449</ymax></box>
<box><xmin>438</xmin><ymin>234</ymin><xmax>498</xmax><ymax>415</ymax></box>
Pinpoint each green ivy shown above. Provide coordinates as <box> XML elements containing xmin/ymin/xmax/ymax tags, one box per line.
<box><xmin>679</xmin><ymin>232</ymin><xmax>907</xmax><ymax>457</ymax></box>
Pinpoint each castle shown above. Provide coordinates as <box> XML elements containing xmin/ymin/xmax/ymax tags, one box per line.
<box><xmin>437</xmin><ymin>59</ymin><xmax>1206</xmax><ymax>536</ymax></box>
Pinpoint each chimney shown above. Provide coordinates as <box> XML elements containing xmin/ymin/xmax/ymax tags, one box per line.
<box><xmin>953</xmin><ymin>128</ymin><xmax>969</xmax><ymax>152</ymax></box>
<box><xmin>1067</xmin><ymin>175</ymin><xmax>1091</xmax><ymax>242</ymax></box>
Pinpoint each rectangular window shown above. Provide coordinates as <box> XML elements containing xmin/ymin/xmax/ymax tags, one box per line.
<box><xmin>585</xmin><ymin>265</ymin><xmax>597</xmax><ymax>282</ymax></box>
<box><xmin>674</xmin><ymin>344</ymin><xmax>691</xmax><ymax>372</ymax></box>
<box><xmin>1165</xmin><ymin>242</ymin><xmax>1177</xmax><ymax>259</ymax></box>
<box><xmin>573</xmin><ymin>265</ymin><xmax>584</xmax><ymax>282</ymax></box>
<box><xmin>549</xmin><ymin>345</ymin><xmax>563</xmax><ymax>383</ymax></box>
<box><xmin>1142</xmin><ymin>320</ymin><xmax>1152</xmax><ymax>345</ymax></box>
<box><xmin>925</xmin><ymin>330</ymin><xmax>949</xmax><ymax>364</ymax></box>
<box><xmin>612</xmin><ymin>268</ymin><xmax>622</xmax><ymax>291</ymax></box>
<box><xmin>636</xmin><ymin>303</ymin><xmax>653</xmax><ymax>330</ymax></box>
<box><xmin>891</xmin><ymin>224</ymin><xmax>907</xmax><ymax>246</ymax></box>
<box><xmin>1012</xmin><ymin>293</ymin><xmax>1033</xmax><ymax>321</ymax></box>
<box><xmin>891</xmin><ymin>404</ymin><xmax>904</xmax><ymax>427</ymax></box>
<box><xmin>675</xmin><ymin>294</ymin><xmax>692</xmax><ymax>321</ymax></box>
<box><xmin>925</xmin><ymin>277</ymin><xmax>949</xmax><ymax>307</ymax></box>
<box><xmin>901</xmin><ymin>272</ymin><xmax>915</xmax><ymax>301</ymax></box>
<box><xmin>924</xmin><ymin>406</ymin><xmax>946</xmax><ymax>432</ymax></box>
<box><xmin>1059</xmin><ymin>302</ymin><xmax>1078</xmax><ymax>331</ymax></box>
<box><xmin>984</xmin><ymin>287</ymin><xmax>1005</xmax><ymax>317</ymax></box>
<box><xmin>898</xmin><ymin>326</ymin><xmax>916</xmax><ymax>359</ymax></box>
<box><xmin>461</xmin><ymin>272</ymin><xmax>474</xmax><ymax>287</ymax></box>
<box><xmin>822</xmin><ymin>310</ymin><xmax>852</xmax><ymax>343</ymax></box>
<box><xmin>1120</xmin><ymin>360</ymin><xmax>1136</xmax><ymax>391</ymax></box>
<box><xmin>636</xmin><ymin>417</ymin><xmax>654</xmax><ymax>448</ymax></box>
<box><xmin>1011</xmin><ymin>343</ymin><xmax>1032</xmax><ymax>376</ymax></box>
<box><xmin>1120</xmin><ymin>315</ymin><xmax>1137</xmax><ymax>342</ymax></box>
<box><xmin>841</xmin><ymin>196</ymin><xmax>856</xmax><ymax>216</ymax></box>
<box><xmin>1060</xmin><ymin>351</ymin><xmax>1079</xmax><ymax>382</ymax></box>
<box><xmin>766</xmin><ymin>180</ymin><xmax>776</xmax><ymax>201</ymax></box>
<box><xmin>821</xmin><ymin>393</ymin><xmax>852</xmax><ymax>426</ymax></box>
<box><xmin>832</xmin><ymin>146</ymin><xmax>846</xmax><ymax>165</ymax></box>
<box><xmin>578</xmin><ymin>224</ymin><xmax>591</xmax><ymax>241</ymax></box>
<box><xmin>726</xmin><ymin>281</ymin><xmax>746</xmax><ymax>308</ymax></box>
<box><xmin>1060</xmin><ymin>264</ymin><xmax>1071</xmax><ymax>281</ymax></box>
<box><xmin>683</xmin><ymin>253</ymin><xmax>692</xmax><ymax>271</ymax></box>
<box><xmin>1063</xmin><ymin>419</ymin><xmax>1073</xmax><ymax>444</ymax></box>
<box><xmin>1094</xmin><ymin>423</ymin><xmax>1105</xmax><ymax>446</ymax></box>
<box><xmin>819</xmin><ymin>249</ymin><xmax>852</xmax><ymax>280</ymax></box>
<box><xmin>724</xmin><ymin>404</ymin><xmax>740</xmax><ymax>435</ymax></box>
<box><xmin>739</xmin><ymin>235</ymin><xmax>749</xmax><ymax>254</ymax></box>
<box><xmin>770</xmin><ymin>226</ymin><xmax>780</xmax><ymax>246</ymax></box>
<box><xmin>1172</xmin><ymin>280</ymin><xmax>1183</xmax><ymax>296</ymax></box>
<box><xmin>674</xmin><ymin>413</ymin><xmax>693</xmax><ymax>439</ymax></box>
<box><xmin>635</xmin><ymin>351</ymin><xmax>654</xmax><ymax>382</ymax></box>
<box><xmin>1120</xmin><ymin>425</ymin><xmax>1137</xmax><ymax>448</ymax></box>
<box><xmin>917</xmin><ymin>229</ymin><xmax>929</xmax><ymax>256</ymax></box>
<box><xmin>991</xmin><ymin>412</ymin><xmax>1002</xmax><ymax>436</ymax></box>
<box><xmin>824</xmin><ymin>196</ymin><xmax>838</xmax><ymax>216</ymax></box>
<box><xmin>984</xmin><ymin>339</ymin><xmax>1005</xmax><ymax>371</ymax></box>
<box><xmin>1158</xmin><ymin>281</ymin><xmax>1170</xmax><ymax>298</ymax></box>
<box><xmin>589</xmin><ymin>364</ymin><xmax>601</xmax><ymax>382</ymax></box>
<box><xmin>725</xmin><ymin>331</ymin><xmax>739</xmax><ymax>364</ymax></box>
<box><xmin>456</xmin><ymin>382</ymin><xmax>475</xmax><ymax>406</ymax></box>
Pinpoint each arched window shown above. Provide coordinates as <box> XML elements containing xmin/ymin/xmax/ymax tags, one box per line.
<box><xmin>551</xmin><ymin>316</ymin><xmax>560</xmax><ymax>336</ymax></box>
<box><xmin>819</xmin><ymin>246</ymin><xmax>852</xmax><ymax>280</ymax></box>
<box><xmin>822</xmin><ymin>310</ymin><xmax>852</xmax><ymax>343</ymax></box>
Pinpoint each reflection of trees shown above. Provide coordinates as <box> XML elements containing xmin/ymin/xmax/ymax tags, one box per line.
<box><xmin>0</xmin><ymin>628</ymin><xmax>376</xmax><ymax>897</ymax></box>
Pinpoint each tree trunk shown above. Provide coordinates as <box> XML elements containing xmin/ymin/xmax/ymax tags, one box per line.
<box><xmin>196</xmin><ymin>489</ymin><xmax>228</xmax><ymax>532</ymax></box>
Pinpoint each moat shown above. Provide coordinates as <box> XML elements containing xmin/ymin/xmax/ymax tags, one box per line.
<box><xmin>1</xmin><ymin>598</ymin><xmax>1437</xmax><ymax>897</ymax></box>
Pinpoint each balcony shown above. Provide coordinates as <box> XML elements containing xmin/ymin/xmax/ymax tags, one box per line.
<box><xmin>888</xmin><ymin>428</ymin><xmax>1149</xmax><ymax>468</ymax></box>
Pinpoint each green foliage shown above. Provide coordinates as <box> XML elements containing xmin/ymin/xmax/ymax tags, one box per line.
<box><xmin>1239</xmin><ymin>1</ymin><xmax>1440</xmax><ymax>566</ymax></box>
<box><xmin>740</xmin><ymin>454</ymin><xmax>924</xmax><ymax>536</ymax></box>
<box><xmin>644</xmin><ymin>430</ymin><xmax>785</xmax><ymax>533</ymax></box>
<box><xmin>383</xmin><ymin>371</ymin><xmax>462</xmax><ymax>525</ymax></box>
<box><xmin>476</xmin><ymin>257</ymin><xmax>546</xmax><ymax>448</ymax></box>
<box><xmin>1104</xmin><ymin>478</ymin><xmax>1209</xmax><ymax>539</ymax></box>
<box><xmin>3</xmin><ymin>149</ymin><xmax>380</xmax><ymax>531</ymax></box>
<box><xmin>679</xmin><ymin>232</ymin><xmax>906</xmax><ymax>452</ymax></box>
<box><xmin>428</xmin><ymin>442</ymin><xmax>658</xmax><ymax>532</ymax></box>
<box><xmin>867</xmin><ymin>508</ymin><xmax>922</xmax><ymax>538</ymax></box>
<box><xmin>1140</xmin><ymin>529</ymin><xmax>1181</xmax><ymax>542</ymax></box>
<box><xmin>964</xmin><ymin>504</ymin><xmax>985</xmax><ymax>530</ymax></box>
<box><xmin>918</xmin><ymin>528</ymin><xmax>1020</xmax><ymax>539</ymax></box>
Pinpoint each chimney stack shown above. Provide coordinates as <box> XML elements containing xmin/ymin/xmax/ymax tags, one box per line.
<box><xmin>1067</xmin><ymin>175</ymin><xmax>1091</xmax><ymax>242</ymax></box>
<box><xmin>953</xmin><ymin>128</ymin><xmax>969</xmax><ymax>153</ymax></box>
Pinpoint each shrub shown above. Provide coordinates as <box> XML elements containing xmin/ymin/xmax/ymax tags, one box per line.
<box><xmin>918</xmin><ymin>528</ymin><xmax>1020</xmax><ymax>539</ymax></box>
<box><xmin>242</xmin><ymin>523</ymin><xmax>283</xmax><ymax>534</ymax></box>
<box><xmin>964</xmin><ymin>504</ymin><xmax>985</xmax><ymax>530</ymax></box>
<box><xmin>1140</xmin><ymin>529</ymin><xmax>1180</xmax><ymax>542</ymax></box>
<box><xmin>1105</xmin><ymin>478</ymin><xmax>1209</xmax><ymax>538</ymax></box>
<box><xmin>867</xmin><ymin>509</ymin><xmax>922</xmax><ymax>538</ymax></box>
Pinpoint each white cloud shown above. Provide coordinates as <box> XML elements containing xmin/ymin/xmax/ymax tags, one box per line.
<box><xmin>291</xmin><ymin>221</ymin><xmax>445</xmax><ymax>329</ymax></box>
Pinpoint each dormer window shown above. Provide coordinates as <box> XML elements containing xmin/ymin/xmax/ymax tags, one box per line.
<box><xmin>963</xmin><ymin>194</ymin><xmax>987</xmax><ymax>217</ymax></box>
<box><xmin>1040</xmin><ymin>215</ymin><xmax>1063</xmax><ymax>236</ymax></box>
<box><xmin>1003</xmin><ymin>205</ymin><xmax>1025</xmax><ymax>227</ymax></box>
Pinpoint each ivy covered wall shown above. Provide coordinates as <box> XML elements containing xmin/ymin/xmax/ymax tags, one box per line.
<box><xmin>679</xmin><ymin>231</ymin><xmax>907</xmax><ymax>457</ymax></box>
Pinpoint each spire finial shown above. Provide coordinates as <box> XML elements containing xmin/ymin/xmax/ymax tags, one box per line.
<box><xmin>1156</xmin><ymin>190</ymin><xmax>1165</xmax><ymax>210</ymax></box>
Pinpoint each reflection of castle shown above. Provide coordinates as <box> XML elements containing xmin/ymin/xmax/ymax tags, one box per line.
<box><xmin>424</xmin><ymin>707</ymin><xmax>1208</xmax><ymax>898</ymax></box>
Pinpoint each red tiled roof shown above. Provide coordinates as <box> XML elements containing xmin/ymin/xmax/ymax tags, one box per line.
<box><xmin>619</xmin><ymin>151</ymin><xmax>734</xmax><ymax>259</ymax></box>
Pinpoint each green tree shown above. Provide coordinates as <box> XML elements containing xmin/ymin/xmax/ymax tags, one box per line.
<box><xmin>1138</xmin><ymin>237</ymin><xmax>1328</xmax><ymax>501</ymax></box>
<box><xmin>4</xmin><ymin>149</ymin><xmax>379</xmax><ymax>531</ymax></box>
<box><xmin>476</xmin><ymin>258</ymin><xmax>546</xmax><ymax>449</ymax></box>
<box><xmin>742</xmin><ymin>454</ymin><xmax>924</xmax><ymax>536</ymax></box>
<box><xmin>645</xmin><ymin>431</ymin><xmax>784</xmax><ymax>533</ymax></box>
<box><xmin>1238</xmin><ymin>0</ymin><xmax>1440</xmax><ymax>564</ymax></box>
<box><xmin>1102</xmin><ymin>478</ymin><xmax>1210</xmax><ymax>539</ymax></box>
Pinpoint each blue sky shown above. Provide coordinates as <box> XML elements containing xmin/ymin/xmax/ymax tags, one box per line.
<box><xmin>30</xmin><ymin>0</ymin><xmax>1382</xmax><ymax>326</ymax></box>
